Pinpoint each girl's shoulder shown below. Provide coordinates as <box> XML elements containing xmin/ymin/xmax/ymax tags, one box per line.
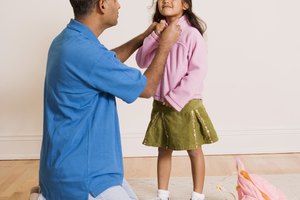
<box><xmin>180</xmin><ymin>26</ymin><xmax>205</xmax><ymax>45</ymax></box>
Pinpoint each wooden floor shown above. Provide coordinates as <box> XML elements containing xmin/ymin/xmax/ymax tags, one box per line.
<box><xmin>0</xmin><ymin>153</ymin><xmax>299</xmax><ymax>199</ymax></box>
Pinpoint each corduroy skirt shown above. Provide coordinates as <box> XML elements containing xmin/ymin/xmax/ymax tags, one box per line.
<box><xmin>143</xmin><ymin>99</ymin><xmax>218</xmax><ymax>150</ymax></box>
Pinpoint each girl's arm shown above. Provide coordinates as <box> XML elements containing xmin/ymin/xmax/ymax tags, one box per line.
<box><xmin>136</xmin><ymin>31</ymin><xmax>160</xmax><ymax>69</ymax></box>
<box><xmin>140</xmin><ymin>20</ymin><xmax>181</xmax><ymax>98</ymax></box>
<box><xmin>165</xmin><ymin>30</ymin><xmax>208</xmax><ymax>111</ymax></box>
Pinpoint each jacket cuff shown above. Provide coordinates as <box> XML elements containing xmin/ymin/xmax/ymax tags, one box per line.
<box><xmin>150</xmin><ymin>31</ymin><xmax>160</xmax><ymax>42</ymax></box>
<box><xmin>164</xmin><ymin>95</ymin><xmax>183</xmax><ymax>112</ymax></box>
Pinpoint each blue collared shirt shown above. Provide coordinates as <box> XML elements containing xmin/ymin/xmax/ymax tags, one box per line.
<box><xmin>39</xmin><ymin>19</ymin><xmax>146</xmax><ymax>200</ymax></box>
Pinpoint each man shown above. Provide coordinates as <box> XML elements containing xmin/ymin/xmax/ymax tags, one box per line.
<box><xmin>34</xmin><ymin>0</ymin><xmax>181</xmax><ymax>199</ymax></box>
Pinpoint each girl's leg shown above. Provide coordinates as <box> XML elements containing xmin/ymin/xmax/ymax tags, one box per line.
<box><xmin>187</xmin><ymin>147</ymin><xmax>205</xmax><ymax>193</ymax></box>
<box><xmin>157</xmin><ymin>147</ymin><xmax>173</xmax><ymax>190</ymax></box>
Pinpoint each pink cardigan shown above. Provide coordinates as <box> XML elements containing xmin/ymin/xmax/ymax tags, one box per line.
<box><xmin>136</xmin><ymin>16</ymin><xmax>208</xmax><ymax>112</ymax></box>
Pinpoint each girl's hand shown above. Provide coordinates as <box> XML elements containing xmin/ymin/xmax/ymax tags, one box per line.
<box><xmin>163</xmin><ymin>100</ymin><xmax>173</xmax><ymax>108</ymax></box>
<box><xmin>155</xmin><ymin>20</ymin><xmax>168</xmax><ymax>36</ymax></box>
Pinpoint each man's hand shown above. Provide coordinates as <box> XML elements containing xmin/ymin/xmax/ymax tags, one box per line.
<box><xmin>140</xmin><ymin>19</ymin><xmax>181</xmax><ymax>98</ymax></box>
<box><xmin>112</xmin><ymin>22</ymin><xmax>158</xmax><ymax>63</ymax></box>
<box><xmin>159</xmin><ymin>19</ymin><xmax>181</xmax><ymax>49</ymax></box>
<box><xmin>154</xmin><ymin>20</ymin><xmax>168</xmax><ymax>36</ymax></box>
<box><xmin>141</xmin><ymin>22</ymin><xmax>158</xmax><ymax>39</ymax></box>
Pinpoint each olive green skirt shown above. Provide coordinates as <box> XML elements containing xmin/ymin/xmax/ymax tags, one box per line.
<box><xmin>143</xmin><ymin>99</ymin><xmax>218</xmax><ymax>150</ymax></box>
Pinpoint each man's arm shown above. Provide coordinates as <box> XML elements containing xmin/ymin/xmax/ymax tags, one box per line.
<box><xmin>140</xmin><ymin>19</ymin><xmax>181</xmax><ymax>98</ymax></box>
<box><xmin>112</xmin><ymin>23</ymin><xmax>157</xmax><ymax>63</ymax></box>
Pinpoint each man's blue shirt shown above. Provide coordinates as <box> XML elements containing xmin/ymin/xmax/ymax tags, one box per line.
<box><xmin>39</xmin><ymin>19</ymin><xmax>146</xmax><ymax>200</ymax></box>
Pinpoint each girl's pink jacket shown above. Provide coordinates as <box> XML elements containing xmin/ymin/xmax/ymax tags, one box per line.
<box><xmin>136</xmin><ymin>16</ymin><xmax>208</xmax><ymax>112</ymax></box>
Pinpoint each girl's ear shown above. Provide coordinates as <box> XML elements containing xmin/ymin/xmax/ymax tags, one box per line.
<box><xmin>183</xmin><ymin>2</ymin><xmax>189</xmax><ymax>10</ymax></box>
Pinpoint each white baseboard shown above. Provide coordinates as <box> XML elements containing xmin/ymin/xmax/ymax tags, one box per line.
<box><xmin>0</xmin><ymin>129</ymin><xmax>299</xmax><ymax>160</ymax></box>
<box><xmin>0</xmin><ymin>134</ymin><xmax>41</xmax><ymax>160</ymax></box>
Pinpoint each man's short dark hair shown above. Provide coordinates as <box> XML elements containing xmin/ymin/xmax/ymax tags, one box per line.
<box><xmin>69</xmin><ymin>0</ymin><xmax>99</xmax><ymax>19</ymax></box>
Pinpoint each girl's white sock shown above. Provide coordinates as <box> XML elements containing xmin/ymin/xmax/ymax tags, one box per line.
<box><xmin>191</xmin><ymin>191</ymin><xmax>205</xmax><ymax>200</ymax></box>
<box><xmin>158</xmin><ymin>189</ymin><xmax>169</xmax><ymax>199</ymax></box>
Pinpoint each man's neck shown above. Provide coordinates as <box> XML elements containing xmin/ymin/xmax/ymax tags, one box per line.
<box><xmin>76</xmin><ymin>16</ymin><xmax>106</xmax><ymax>38</ymax></box>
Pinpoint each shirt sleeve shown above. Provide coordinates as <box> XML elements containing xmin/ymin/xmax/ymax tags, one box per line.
<box><xmin>164</xmin><ymin>31</ymin><xmax>208</xmax><ymax>111</ymax></box>
<box><xmin>136</xmin><ymin>31</ymin><xmax>160</xmax><ymax>69</ymax></box>
<box><xmin>90</xmin><ymin>49</ymin><xmax>147</xmax><ymax>104</ymax></box>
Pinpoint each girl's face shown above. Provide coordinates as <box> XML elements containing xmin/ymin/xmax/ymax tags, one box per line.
<box><xmin>158</xmin><ymin>0</ymin><xmax>188</xmax><ymax>20</ymax></box>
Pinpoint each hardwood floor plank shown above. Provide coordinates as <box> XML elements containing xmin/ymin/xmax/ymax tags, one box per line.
<box><xmin>7</xmin><ymin>192</ymin><xmax>26</xmax><ymax>200</ymax></box>
<box><xmin>0</xmin><ymin>153</ymin><xmax>299</xmax><ymax>199</ymax></box>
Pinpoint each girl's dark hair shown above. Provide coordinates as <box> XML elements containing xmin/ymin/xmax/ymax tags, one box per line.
<box><xmin>152</xmin><ymin>0</ymin><xmax>206</xmax><ymax>35</ymax></box>
<box><xmin>69</xmin><ymin>0</ymin><xmax>99</xmax><ymax>19</ymax></box>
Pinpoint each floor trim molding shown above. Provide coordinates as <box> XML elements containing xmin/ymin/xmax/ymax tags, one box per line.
<box><xmin>0</xmin><ymin>129</ymin><xmax>299</xmax><ymax>159</ymax></box>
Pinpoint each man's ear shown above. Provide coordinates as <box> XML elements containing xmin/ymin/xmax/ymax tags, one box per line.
<box><xmin>98</xmin><ymin>0</ymin><xmax>107</xmax><ymax>14</ymax></box>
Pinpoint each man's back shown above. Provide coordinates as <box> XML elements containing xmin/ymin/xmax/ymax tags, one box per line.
<box><xmin>40</xmin><ymin>19</ymin><xmax>146</xmax><ymax>200</ymax></box>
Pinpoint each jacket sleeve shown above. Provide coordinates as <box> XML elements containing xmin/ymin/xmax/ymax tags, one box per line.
<box><xmin>165</xmin><ymin>31</ymin><xmax>208</xmax><ymax>111</ymax></box>
<box><xmin>136</xmin><ymin>31</ymin><xmax>160</xmax><ymax>69</ymax></box>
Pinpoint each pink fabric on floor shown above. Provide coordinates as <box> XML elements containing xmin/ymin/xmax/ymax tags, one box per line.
<box><xmin>236</xmin><ymin>157</ymin><xmax>288</xmax><ymax>200</ymax></box>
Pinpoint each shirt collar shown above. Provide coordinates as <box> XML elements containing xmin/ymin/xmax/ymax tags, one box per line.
<box><xmin>67</xmin><ymin>19</ymin><xmax>100</xmax><ymax>45</ymax></box>
<box><xmin>177</xmin><ymin>15</ymin><xmax>190</xmax><ymax>28</ymax></box>
<box><xmin>166</xmin><ymin>15</ymin><xmax>190</xmax><ymax>28</ymax></box>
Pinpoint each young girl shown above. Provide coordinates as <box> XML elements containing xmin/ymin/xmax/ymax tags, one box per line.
<box><xmin>136</xmin><ymin>0</ymin><xmax>218</xmax><ymax>200</ymax></box>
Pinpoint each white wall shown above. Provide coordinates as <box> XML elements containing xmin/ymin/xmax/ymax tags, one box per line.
<box><xmin>0</xmin><ymin>0</ymin><xmax>299</xmax><ymax>159</ymax></box>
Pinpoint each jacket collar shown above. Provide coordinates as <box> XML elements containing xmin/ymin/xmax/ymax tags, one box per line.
<box><xmin>167</xmin><ymin>15</ymin><xmax>190</xmax><ymax>28</ymax></box>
